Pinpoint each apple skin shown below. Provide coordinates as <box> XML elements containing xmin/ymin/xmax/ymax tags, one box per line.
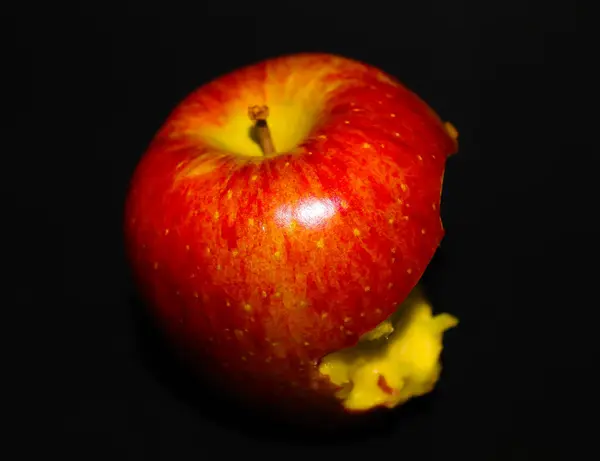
<box><xmin>125</xmin><ymin>53</ymin><xmax>457</xmax><ymax>421</ymax></box>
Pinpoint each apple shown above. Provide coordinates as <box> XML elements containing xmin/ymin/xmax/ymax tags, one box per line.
<box><xmin>125</xmin><ymin>53</ymin><xmax>459</xmax><ymax>425</ymax></box>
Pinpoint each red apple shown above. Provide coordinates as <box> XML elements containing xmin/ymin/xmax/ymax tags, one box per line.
<box><xmin>124</xmin><ymin>53</ymin><xmax>459</xmax><ymax>424</ymax></box>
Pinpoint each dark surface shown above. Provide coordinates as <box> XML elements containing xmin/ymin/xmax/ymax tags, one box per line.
<box><xmin>8</xmin><ymin>3</ymin><xmax>595</xmax><ymax>459</ymax></box>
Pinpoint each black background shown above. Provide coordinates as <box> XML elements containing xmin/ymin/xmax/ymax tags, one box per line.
<box><xmin>8</xmin><ymin>2</ymin><xmax>596</xmax><ymax>459</ymax></box>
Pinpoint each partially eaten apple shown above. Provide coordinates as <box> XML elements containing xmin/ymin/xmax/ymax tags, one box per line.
<box><xmin>124</xmin><ymin>53</ymin><xmax>459</xmax><ymax>424</ymax></box>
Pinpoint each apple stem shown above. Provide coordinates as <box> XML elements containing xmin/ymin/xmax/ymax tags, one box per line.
<box><xmin>248</xmin><ymin>105</ymin><xmax>276</xmax><ymax>156</ymax></box>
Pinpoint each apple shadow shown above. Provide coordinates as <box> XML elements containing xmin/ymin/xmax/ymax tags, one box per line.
<box><xmin>127</xmin><ymin>249</ymin><xmax>447</xmax><ymax>446</ymax></box>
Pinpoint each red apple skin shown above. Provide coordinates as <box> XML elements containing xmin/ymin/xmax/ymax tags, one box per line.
<box><xmin>125</xmin><ymin>53</ymin><xmax>457</xmax><ymax>421</ymax></box>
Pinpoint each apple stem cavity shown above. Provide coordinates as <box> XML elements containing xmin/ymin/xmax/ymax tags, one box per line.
<box><xmin>248</xmin><ymin>105</ymin><xmax>276</xmax><ymax>156</ymax></box>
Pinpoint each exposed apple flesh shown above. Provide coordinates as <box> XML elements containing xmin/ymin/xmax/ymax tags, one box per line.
<box><xmin>124</xmin><ymin>53</ymin><xmax>459</xmax><ymax>421</ymax></box>
<box><xmin>319</xmin><ymin>285</ymin><xmax>457</xmax><ymax>412</ymax></box>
